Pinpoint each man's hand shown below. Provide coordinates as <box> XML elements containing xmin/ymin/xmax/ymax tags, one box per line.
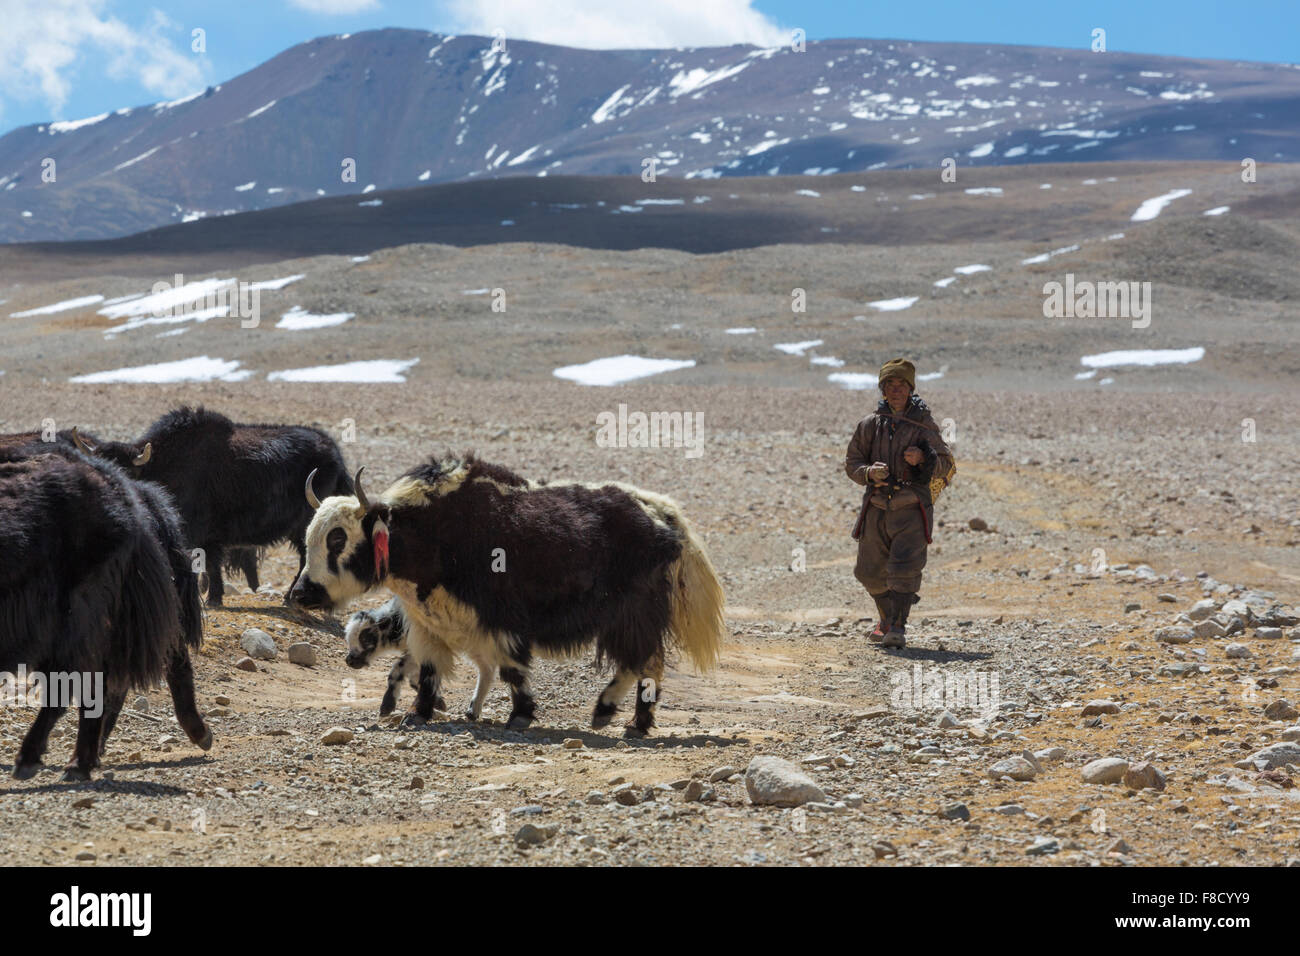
<box><xmin>903</xmin><ymin>446</ymin><xmax>924</xmax><ymax>466</ymax></box>
<box><xmin>867</xmin><ymin>462</ymin><xmax>889</xmax><ymax>484</ymax></box>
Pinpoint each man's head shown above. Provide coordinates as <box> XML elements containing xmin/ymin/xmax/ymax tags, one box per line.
<box><xmin>878</xmin><ymin>358</ymin><xmax>916</xmax><ymax>412</ymax></box>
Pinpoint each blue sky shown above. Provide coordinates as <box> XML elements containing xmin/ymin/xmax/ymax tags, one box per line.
<box><xmin>1</xmin><ymin>0</ymin><xmax>1295</xmax><ymax>134</ymax></box>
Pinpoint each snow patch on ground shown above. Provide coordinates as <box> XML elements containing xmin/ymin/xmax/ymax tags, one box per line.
<box><xmin>10</xmin><ymin>294</ymin><xmax>105</xmax><ymax>317</ymax></box>
<box><xmin>868</xmin><ymin>296</ymin><xmax>919</xmax><ymax>311</ymax></box>
<box><xmin>268</xmin><ymin>359</ymin><xmax>420</xmax><ymax>383</ymax></box>
<box><xmin>276</xmin><ymin>307</ymin><xmax>354</xmax><ymax>330</ymax></box>
<box><xmin>71</xmin><ymin>356</ymin><xmax>251</xmax><ymax>384</ymax></box>
<box><xmin>1080</xmin><ymin>348</ymin><xmax>1205</xmax><ymax>368</ymax></box>
<box><xmin>1131</xmin><ymin>188</ymin><xmax>1193</xmax><ymax>222</ymax></box>
<box><xmin>552</xmin><ymin>355</ymin><xmax>695</xmax><ymax>386</ymax></box>
<box><xmin>774</xmin><ymin>340</ymin><xmax>824</xmax><ymax>356</ymax></box>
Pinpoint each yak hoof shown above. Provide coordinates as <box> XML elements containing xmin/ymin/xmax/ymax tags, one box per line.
<box><xmin>401</xmin><ymin>711</ymin><xmax>427</xmax><ymax>728</ymax></box>
<box><xmin>194</xmin><ymin>728</ymin><xmax>214</xmax><ymax>751</ymax></box>
<box><xmin>205</xmin><ymin>596</ymin><xmax>224</xmax><ymax>609</ymax></box>
<box><xmin>61</xmin><ymin>765</ymin><xmax>92</xmax><ymax>782</ymax></box>
<box><xmin>591</xmin><ymin>710</ymin><xmax>614</xmax><ymax>730</ymax></box>
<box><xmin>12</xmin><ymin>762</ymin><xmax>41</xmax><ymax>780</ymax></box>
<box><xmin>504</xmin><ymin>714</ymin><xmax>534</xmax><ymax>731</ymax></box>
<box><xmin>463</xmin><ymin>711</ymin><xmax>479</xmax><ymax>723</ymax></box>
<box><xmin>623</xmin><ymin>723</ymin><xmax>649</xmax><ymax>739</ymax></box>
<box><xmin>379</xmin><ymin>697</ymin><xmax>396</xmax><ymax>717</ymax></box>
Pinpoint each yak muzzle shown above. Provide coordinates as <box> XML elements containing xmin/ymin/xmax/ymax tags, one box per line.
<box><xmin>288</xmin><ymin>576</ymin><xmax>332</xmax><ymax>611</ymax></box>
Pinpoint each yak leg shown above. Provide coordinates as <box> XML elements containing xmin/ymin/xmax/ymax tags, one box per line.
<box><xmin>204</xmin><ymin>542</ymin><xmax>226</xmax><ymax>607</ymax></box>
<box><xmin>501</xmin><ymin>662</ymin><xmax>536</xmax><ymax>731</ymax></box>
<box><xmin>63</xmin><ymin>705</ymin><xmax>106</xmax><ymax>781</ymax></box>
<box><xmin>628</xmin><ymin>653</ymin><xmax>665</xmax><ymax>738</ymax></box>
<box><xmin>283</xmin><ymin>538</ymin><xmax>308</xmax><ymax>606</ymax></box>
<box><xmin>166</xmin><ymin>648</ymin><xmax>213</xmax><ymax>751</ymax></box>
<box><xmin>592</xmin><ymin>669</ymin><xmax>639</xmax><ymax>729</ymax></box>
<box><xmin>465</xmin><ymin>658</ymin><xmax>495</xmax><ymax>721</ymax></box>
<box><xmin>14</xmin><ymin>704</ymin><xmax>66</xmax><ymax>779</ymax></box>
<box><xmin>97</xmin><ymin>686</ymin><xmax>128</xmax><ymax>759</ymax></box>
<box><xmin>380</xmin><ymin>654</ymin><xmax>408</xmax><ymax>716</ymax></box>
<box><xmin>234</xmin><ymin>548</ymin><xmax>260</xmax><ymax>591</ymax></box>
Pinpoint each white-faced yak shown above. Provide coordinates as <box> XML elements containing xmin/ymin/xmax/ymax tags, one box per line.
<box><xmin>0</xmin><ymin>444</ymin><xmax>213</xmax><ymax>780</ymax></box>
<box><xmin>289</xmin><ymin>455</ymin><xmax>726</xmax><ymax>736</ymax></box>
<box><xmin>80</xmin><ymin>406</ymin><xmax>352</xmax><ymax>607</ymax></box>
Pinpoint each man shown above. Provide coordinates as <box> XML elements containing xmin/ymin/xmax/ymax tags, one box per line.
<box><xmin>845</xmin><ymin>358</ymin><xmax>953</xmax><ymax>648</ymax></box>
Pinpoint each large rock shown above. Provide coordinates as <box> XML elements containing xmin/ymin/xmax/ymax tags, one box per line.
<box><xmin>1081</xmin><ymin>700</ymin><xmax>1120</xmax><ymax>716</ymax></box>
<box><xmin>1187</xmin><ymin>599</ymin><xmax>1218</xmax><ymax>621</ymax></box>
<box><xmin>288</xmin><ymin>642</ymin><xmax>317</xmax><ymax>666</ymax></box>
<box><xmin>1255</xmin><ymin>627</ymin><xmax>1284</xmax><ymax>640</ymax></box>
<box><xmin>1123</xmin><ymin>761</ymin><xmax>1167</xmax><ymax>791</ymax></box>
<box><xmin>1081</xmin><ymin>757</ymin><xmax>1129</xmax><ymax>784</ymax></box>
<box><xmin>744</xmin><ymin>756</ymin><xmax>826</xmax><ymax>807</ymax></box>
<box><xmin>1225</xmin><ymin>643</ymin><xmax>1252</xmax><ymax>659</ymax></box>
<box><xmin>988</xmin><ymin>757</ymin><xmax>1037</xmax><ymax>781</ymax></box>
<box><xmin>1192</xmin><ymin>619</ymin><xmax>1226</xmax><ymax>639</ymax></box>
<box><xmin>1263</xmin><ymin>700</ymin><xmax>1299</xmax><ymax>721</ymax></box>
<box><xmin>240</xmin><ymin>628</ymin><xmax>278</xmax><ymax>660</ymax></box>
<box><xmin>1155</xmin><ymin>627</ymin><xmax>1194</xmax><ymax>645</ymax></box>
<box><xmin>1246</xmin><ymin>743</ymin><xmax>1300</xmax><ymax>770</ymax></box>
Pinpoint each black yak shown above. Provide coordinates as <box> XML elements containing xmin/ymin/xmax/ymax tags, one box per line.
<box><xmin>289</xmin><ymin>455</ymin><xmax>725</xmax><ymax>736</ymax></box>
<box><xmin>80</xmin><ymin>407</ymin><xmax>352</xmax><ymax>606</ymax></box>
<box><xmin>0</xmin><ymin>445</ymin><xmax>213</xmax><ymax>780</ymax></box>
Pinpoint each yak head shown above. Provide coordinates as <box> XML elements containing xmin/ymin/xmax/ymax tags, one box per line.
<box><xmin>343</xmin><ymin>603</ymin><xmax>405</xmax><ymax>669</ymax></box>
<box><xmin>71</xmin><ymin>428</ymin><xmax>153</xmax><ymax>475</ymax></box>
<box><xmin>290</xmin><ymin>466</ymin><xmax>391</xmax><ymax>612</ymax></box>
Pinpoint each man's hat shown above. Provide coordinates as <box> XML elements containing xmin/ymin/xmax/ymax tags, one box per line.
<box><xmin>878</xmin><ymin>357</ymin><xmax>916</xmax><ymax>391</ymax></box>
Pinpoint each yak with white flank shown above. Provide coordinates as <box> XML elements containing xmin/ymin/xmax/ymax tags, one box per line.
<box><xmin>0</xmin><ymin>444</ymin><xmax>212</xmax><ymax>780</ymax></box>
<box><xmin>82</xmin><ymin>407</ymin><xmax>352</xmax><ymax>607</ymax></box>
<box><xmin>289</xmin><ymin>455</ymin><xmax>726</xmax><ymax>736</ymax></box>
<box><xmin>344</xmin><ymin>598</ymin><xmax>441</xmax><ymax>717</ymax></box>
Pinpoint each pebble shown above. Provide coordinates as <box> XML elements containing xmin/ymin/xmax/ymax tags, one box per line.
<box><xmin>1025</xmin><ymin>837</ymin><xmax>1059</xmax><ymax>856</ymax></box>
<box><xmin>938</xmin><ymin>802</ymin><xmax>970</xmax><ymax>821</ymax></box>
<box><xmin>1155</xmin><ymin>627</ymin><xmax>1194</xmax><ymax>645</ymax></box>
<box><xmin>74</xmin><ymin>851</ymin><xmax>96</xmax><ymax>861</ymax></box>
<box><xmin>1187</xmin><ymin>599</ymin><xmax>1218</xmax><ymax>620</ymax></box>
<box><xmin>1264</xmin><ymin>700</ymin><xmax>1299</xmax><ymax>721</ymax></box>
<box><xmin>1193</xmin><ymin>619</ymin><xmax>1226</xmax><ymax>639</ymax></box>
<box><xmin>937</xmin><ymin>711</ymin><xmax>962</xmax><ymax>729</ymax></box>
<box><xmin>1081</xmin><ymin>758</ymin><xmax>1130</xmax><ymax>784</ymax></box>
<box><xmin>744</xmin><ymin>756</ymin><xmax>827</xmax><ymax>807</ymax></box>
<box><xmin>872</xmin><ymin>841</ymin><xmax>898</xmax><ymax>859</ymax></box>
<box><xmin>562</xmin><ymin>738</ymin><xmax>584</xmax><ymax>750</ymax></box>
<box><xmin>240</xmin><ymin>628</ymin><xmax>278</xmax><ymax>660</ymax></box>
<box><xmin>1157</xmin><ymin>594</ymin><xmax>1178</xmax><ymax>603</ymax></box>
<box><xmin>1122</xmin><ymin>762</ymin><xmax>1167</xmax><ymax>791</ymax></box>
<box><xmin>1256</xmin><ymin>627</ymin><xmax>1284</xmax><ymax>640</ymax></box>
<box><xmin>132</xmin><ymin>695</ymin><xmax>149</xmax><ymax>712</ymax></box>
<box><xmin>614</xmin><ymin>788</ymin><xmax>640</xmax><ymax>807</ymax></box>
<box><xmin>287</xmin><ymin>643</ymin><xmax>317</xmax><ymax>667</ymax></box>
<box><xmin>987</xmin><ymin>757</ymin><xmax>1037</xmax><ymax>781</ymax></box>
<box><xmin>992</xmin><ymin>804</ymin><xmax>1026</xmax><ymax>815</ymax></box>
<box><xmin>72</xmin><ymin>797</ymin><xmax>96</xmax><ymax>809</ymax></box>
<box><xmin>214</xmin><ymin>694</ymin><xmax>230</xmax><ymax>706</ymax></box>
<box><xmin>1108</xmin><ymin>838</ymin><xmax>1134</xmax><ymax>855</ymax></box>
<box><xmin>321</xmin><ymin>728</ymin><xmax>354</xmax><ymax>746</ymax></box>
<box><xmin>1081</xmin><ymin>700</ymin><xmax>1120</xmax><ymax>716</ymax></box>
<box><xmin>159</xmin><ymin>735</ymin><xmax>179</xmax><ymax>746</ymax></box>
<box><xmin>1124</xmin><ymin>603</ymin><xmax>1141</xmax><ymax>613</ymax></box>
<box><xmin>1280</xmin><ymin>727</ymin><xmax>1300</xmax><ymax>742</ymax></box>
<box><xmin>968</xmin><ymin>517</ymin><xmax>988</xmax><ymax>531</ymax></box>
<box><xmin>708</xmin><ymin>766</ymin><xmax>739</xmax><ymax>783</ymax></box>
<box><xmin>584</xmin><ymin>791</ymin><xmax>608</xmax><ymax>805</ymax></box>
<box><xmin>684</xmin><ymin>780</ymin><xmax>707</xmax><ymax>802</ymax></box>
<box><xmin>1034</xmin><ymin>747</ymin><xmax>1066</xmax><ymax>762</ymax></box>
<box><xmin>1225</xmin><ymin>643</ymin><xmax>1251</xmax><ymax>659</ymax></box>
<box><xmin>235</xmin><ymin>657</ymin><xmax>258</xmax><ymax>672</ymax></box>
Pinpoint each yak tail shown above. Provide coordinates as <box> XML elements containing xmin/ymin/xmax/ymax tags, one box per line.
<box><xmin>665</xmin><ymin>508</ymin><xmax>726</xmax><ymax>673</ymax></box>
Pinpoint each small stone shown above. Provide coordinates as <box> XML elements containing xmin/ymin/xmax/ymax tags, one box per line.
<box><xmin>74</xmin><ymin>852</ymin><xmax>96</xmax><ymax>861</ymax></box>
<box><xmin>1124</xmin><ymin>603</ymin><xmax>1141</xmax><ymax>613</ymax></box>
<box><xmin>584</xmin><ymin>791</ymin><xmax>608</xmax><ymax>805</ymax></box>
<box><xmin>1081</xmin><ymin>757</ymin><xmax>1129</xmax><ymax>784</ymax></box>
<box><xmin>1187</xmin><ymin>599</ymin><xmax>1218</xmax><ymax>620</ymax></box>
<box><xmin>1256</xmin><ymin>627</ymin><xmax>1284</xmax><ymax>640</ymax></box>
<box><xmin>214</xmin><ymin>694</ymin><xmax>230</xmax><ymax>706</ymax></box>
<box><xmin>1264</xmin><ymin>700</ymin><xmax>1299</xmax><ymax>721</ymax></box>
<box><xmin>1247</xmin><ymin>743</ymin><xmax>1300</xmax><ymax>769</ymax></box>
<box><xmin>235</xmin><ymin>657</ymin><xmax>258</xmax><ymax>672</ymax></box>
<box><xmin>1034</xmin><ymin>747</ymin><xmax>1066</xmax><ymax>762</ymax></box>
<box><xmin>394</xmin><ymin>736</ymin><xmax>415</xmax><ymax>750</ymax></box>
<box><xmin>872</xmin><ymin>841</ymin><xmax>898</xmax><ymax>859</ymax></box>
<box><xmin>992</xmin><ymin>804</ymin><xmax>1025</xmax><ymax>815</ymax></box>
<box><xmin>239</xmin><ymin>628</ymin><xmax>278</xmax><ymax>660</ymax></box>
<box><xmin>132</xmin><ymin>695</ymin><xmax>149</xmax><ymax>712</ymax></box>
<box><xmin>937</xmin><ymin>711</ymin><xmax>962</xmax><ymax>729</ymax></box>
<box><xmin>72</xmin><ymin>797</ymin><xmax>96</xmax><ymax>809</ymax></box>
<box><xmin>708</xmin><ymin>766</ymin><xmax>739</xmax><ymax>783</ymax></box>
<box><xmin>1157</xmin><ymin>594</ymin><xmax>1178</xmax><ymax>603</ymax></box>
<box><xmin>1279</xmin><ymin>727</ymin><xmax>1300</xmax><ymax>742</ymax></box>
<box><xmin>987</xmin><ymin>757</ymin><xmax>1037</xmax><ymax>781</ymax></box>
<box><xmin>744</xmin><ymin>756</ymin><xmax>827</xmax><ymax>807</ymax></box>
<box><xmin>1081</xmin><ymin>700</ymin><xmax>1120</xmax><ymax>716</ymax></box>
<box><xmin>843</xmin><ymin>793</ymin><xmax>863</xmax><ymax>808</ymax></box>
<box><xmin>409</xmin><ymin>776</ymin><xmax>424</xmax><ymax>790</ymax></box>
<box><xmin>562</xmin><ymin>738</ymin><xmax>584</xmax><ymax>750</ymax></box>
<box><xmin>939</xmin><ymin>802</ymin><xmax>970</xmax><ymax>821</ymax></box>
<box><xmin>1225</xmin><ymin>643</ymin><xmax>1251</xmax><ymax>659</ymax></box>
<box><xmin>968</xmin><ymin>517</ymin><xmax>988</xmax><ymax>531</ymax></box>
<box><xmin>321</xmin><ymin>727</ymin><xmax>354</xmax><ymax>746</ymax></box>
<box><xmin>287</xmin><ymin>642</ymin><xmax>317</xmax><ymax>667</ymax></box>
<box><xmin>614</xmin><ymin>788</ymin><xmax>640</xmax><ymax>806</ymax></box>
<box><xmin>683</xmin><ymin>780</ymin><xmax>706</xmax><ymax>802</ymax></box>
<box><xmin>514</xmin><ymin>823</ymin><xmax>558</xmax><ymax>846</ymax></box>
<box><xmin>1025</xmin><ymin>837</ymin><xmax>1059</xmax><ymax>856</ymax></box>
<box><xmin>1155</xmin><ymin>627</ymin><xmax>1194</xmax><ymax>645</ymax></box>
<box><xmin>206</xmin><ymin>706</ymin><xmax>231</xmax><ymax>717</ymax></box>
<box><xmin>1122</xmin><ymin>762</ymin><xmax>1166</xmax><ymax>791</ymax></box>
<box><xmin>361</xmin><ymin>854</ymin><xmax>382</xmax><ymax>865</ymax></box>
<box><xmin>1193</xmin><ymin>619</ymin><xmax>1226</xmax><ymax>639</ymax></box>
<box><xmin>159</xmin><ymin>735</ymin><xmax>179</xmax><ymax>745</ymax></box>
<box><xmin>1108</xmin><ymin>838</ymin><xmax>1133</xmax><ymax>855</ymax></box>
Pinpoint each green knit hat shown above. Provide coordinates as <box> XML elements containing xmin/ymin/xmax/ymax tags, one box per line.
<box><xmin>878</xmin><ymin>357</ymin><xmax>916</xmax><ymax>391</ymax></box>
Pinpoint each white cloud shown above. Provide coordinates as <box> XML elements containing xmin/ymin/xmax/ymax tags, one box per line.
<box><xmin>0</xmin><ymin>1</ymin><xmax>207</xmax><ymax>120</ymax></box>
<box><xmin>287</xmin><ymin>0</ymin><xmax>380</xmax><ymax>13</ymax></box>
<box><xmin>441</xmin><ymin>0</ymin><xmax>787</xmax><ymax>50</ymax></box>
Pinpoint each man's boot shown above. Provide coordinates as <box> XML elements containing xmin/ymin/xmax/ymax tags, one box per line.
<box><xmin>882</xmin><ymin>590</ymin><xmax>917</xmax><ymax>648</ymax></box>
<box><xmin>869</xmin><ymin>592</ymin><xmax>893</xmax><ymax>643</ymax></box>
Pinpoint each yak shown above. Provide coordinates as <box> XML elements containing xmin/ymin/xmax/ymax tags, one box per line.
<box><xmin>289</xmin><ymin>454</ymin><xmax>726</xmax><ymax>736</ymax></box>
<box><xmin>0</xmin><ymin>444</ymin><xmax>213</xmax><ymax>780</ymax></box>
<box><xmin>344</xmin><ymin>598</ymin><xmax>441</xmax><ymax>717</ymax></box>
<box><xmin>79</xmin><ymin>407</ymin><xmax>352</xmax><ymax>607</ymax></box>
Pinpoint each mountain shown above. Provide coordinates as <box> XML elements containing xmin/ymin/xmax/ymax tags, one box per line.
<box><xmin>1</xmin><ymin>28</ymin><xmax>1297</xmax><ymax>243</ymax></box>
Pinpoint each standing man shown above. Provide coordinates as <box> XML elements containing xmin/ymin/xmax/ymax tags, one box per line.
<box><xmin>845</xmin><ymin>358</ymin><xmax>954</xmax><ymax>648</ymax></box>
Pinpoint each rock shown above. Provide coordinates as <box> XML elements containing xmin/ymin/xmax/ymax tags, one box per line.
<box><xmin>708</xmin><ymin>766</ymin><xmax>739</xmax><ymax>783</ymax></box>
<box><xmin>968</xmin><ymin>517</ymin><xmax>988</xmax><ymax>531</ymax></box>
<box><xmin>614</xmin><ymin>788</ymin><xmax>640</xmax><ymax>807</ymax></box>
<box><xmin>1264</xmin><ymin>700</ymin><xmax>1299</xmax><ymax>721</ymax></box>
<box><xmin>287</xmin><ymin>642</ymin><xmax>317</xmax><ymax>667</ymax></box>
<box><xmin>1245</xmin><ymin>743</ymin><xmax>1300</xmax><ymax>769</ymax></box>
<box><xmin>843</xmin><ymin>793</ymin><xmax>864</xmax><ymax>808</ymax></box>
<box><xmin>1155</xmin><ymin>627</ymin><xmax>1194</xmax><ymax>645</ymax></box>
<box><xmin>1221</xmin><ymin>600</ymin><xmax>1253</xmax><ymax>622</ymax></box>
<box><xmin>871</xmin><ymin>841</ymin><xmax>898</xmax><ymax>859</ymax></box>
<box><xmin>1123</xmin><ymin>762</ymin><xmax>1167</xmax><ymax>791</ymax></box>
<box><xmin>1025</xmin><ymin>837</ymin><xmax>1059</xmax><ymax>856</ymax></box>
<box><xmin>1124</xmin><ymin>602</ymin><xmax>1141</xmax><ymax>613</ymax></box>
<box><xmin>1034</xmin><ymin>747</ymin><xmax>1066</xmax><ymax>762</ymax></box>
<box><xmin>408</xmin><ymin>776</ymin><xmax>424</xmax><ymax>790</ymax></box>
<box><xmin>987</xmin><ymin>757</ymin><xmax>1037</xmax><ymax>781</ymax></box>
<box><xmin>938</xmin><ymin>802</ymin><xmax>970</xmax><ymax>821</ymax></box>
<box><xmin>239</xmin><ymin>628</ymin><xmax>277</xmax><ymax>660</ymax></box>
<box><xmin>321</xmin><ymin>727</ymin><xmax>354</xmax><ymax>746</ymax></box>
<box><xmin>1157</xmin><ymin>594</ymin><xmax>1178</xmax><ymax>603</ymax></box>
<box><xmin>234</xmin><ymin>656</ymin><xmax>258</xmax><ymax>672</ymax></box>
<box><xmin>562</xmin><ymin>738</ymin><xmax>584</xmax><ymax>750</ymax></box>
<box><xmin>1187</xmin><ymin>599</ymin><xmax>1218</xmax><ymax>620</ymax></box>
<box><xmin>992</xmin><ymin>804</ymin><xmax>1025</xmax><ymax>815</ymax></box>
<box><xmin>72</xmin><ymin>797</ymin><xmax>95</xmax><ymax>809</ymax></box>
<box><xmin>1225</xmin><ymin>643</ymin><xmax>1252</xmax><ymax>659</ymax></box>
<box><xmin>1108</xmin><ymin>838</ymin><xmax>1133</xmax><ymax>855</ymax></box>
<box><xmin>1255</xmin><ymin>627</ymin><xmax>1284</xmax><ymax>640</ymax></box>
<box><xmin>1081</xmin><ymin>758</ymin><xmax>1129</xmax><ymax>784</ymax></box>
<box><xmin>744</xmin><ymin>756</ymin><xmax>827</xmax><ymax>807</ymax></box>
<box><xmin>1157</xmin><ymin>662</ymin><xmax>1202</xmax><ymax>677</ymax></box>
<box><xmin>1081</xmin><ymin>700</ymin><xmax>1120</xmax><ymax>716</ymax></box>
<box><xmin>132</xmin><ymin>695</ymin><xmax>149</xmax><ymax>713</ymax></box>
<box><xmin>514</xmin><ymin>823</ymin><xmax>558</xmax><ymax>846</ymax></box>
<box><xmin>1280</xmin><ymin>727</ymin><xmax>1300</xmax><ymax>742</ymax></box>
<box><xmin>214</xmin><ymin>694</ymin><xmax>230</xmax><ymax>706</ymax></box>
<box><xmin>1193</xmin><ymin>619</ymin><xmax>1226</xmax><ymax>639</ymax></box>
<box><xmin>683</xmin><ymin>780</ymin><xmax>706</xmax><ymax>802</ymax></box>
<box><xmin>74</xmin><ymin>851</ymin><xmax>96</xmax><ymax>861</ymax></box>
<box><xmin>937</xmin><ymin>711</ymin><xmax>962</xmax><ymax>729</ymax></box>
<box><xmin>159</xmin><ymin>735</ymin><xmax>179</xmax><ymax>746</ymax></box>
<box><xmin>584</xmin><ymin>791</ymin><xmax>608</xmax><ymax>805</ymax></box>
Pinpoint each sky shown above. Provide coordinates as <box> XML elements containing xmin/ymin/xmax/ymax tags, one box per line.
<box><xmin>1</xmin><ymin>0</ymin><xmax>1296</xmax><ymax>133</ymax></box>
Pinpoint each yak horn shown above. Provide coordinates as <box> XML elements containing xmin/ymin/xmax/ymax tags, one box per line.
<box><xmin>133</xmin><ymin>442</ymin><xmax>153</xmax><ymax>467</ymax></box>
<box><xmin>305</xmin><ymin>469</ymin><xmax>322</xmax><ymax>510</ymax></box>
<box><xmin>70</xmin><ymin>427</ymin><xmax>94</xmax><ymax>455</ymax></box>
<box><xmin>353</xmin><ymin>467</ymin><xmax>370</xmax><ymax>511</ymax></box>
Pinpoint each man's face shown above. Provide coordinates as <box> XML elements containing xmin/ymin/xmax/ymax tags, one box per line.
<box><xmin>882</xmin><ymin>376</ymin><xmax>911</xmax><ymax>411</ymax></box>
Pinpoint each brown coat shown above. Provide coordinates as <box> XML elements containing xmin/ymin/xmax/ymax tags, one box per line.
<box><xmin>846</xmin><ymin>396</ymin><xmax>953</xmax><ymax>513</ymax></box>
